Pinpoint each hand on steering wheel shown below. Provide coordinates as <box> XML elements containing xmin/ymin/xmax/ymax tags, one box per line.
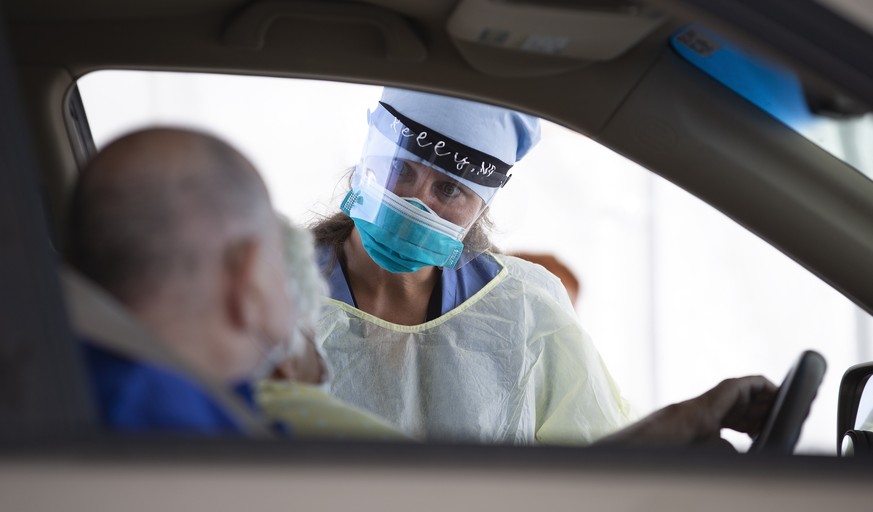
<box><xmin>748</xmin><ymin>350</ymin><xmax>827</xmax><ymax>454</ymax></box>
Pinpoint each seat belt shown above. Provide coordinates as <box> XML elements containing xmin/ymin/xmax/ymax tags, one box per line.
<box><xmin>60</xmin><ymin>265</ymin><xmax>276</xmax><ymax>439</ymax></box>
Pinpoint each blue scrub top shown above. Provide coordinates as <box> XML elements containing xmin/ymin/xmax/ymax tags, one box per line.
<box><xmin>80</xmin><ymin>339</ymin><xmax>271</xmax><ymax>436</ymax></box>
<box><xmin>318</xmin><ymin>246</ymin><xmax>501</xmax><ymax>315</ymax></box>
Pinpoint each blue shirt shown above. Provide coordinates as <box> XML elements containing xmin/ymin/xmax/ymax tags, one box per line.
<box><xmin>81</xmin><ymin>340</ymin><xmax>263</xmax><ymax>436</ymax></box>
<box><xmin>318</xmin><ymin>246</ymin><xmax>501</xmax><ymax>316</ymax></box>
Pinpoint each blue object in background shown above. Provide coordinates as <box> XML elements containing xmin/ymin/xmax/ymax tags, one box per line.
<box><xmin>671</xmin><ymin>24</ymin><xmax>815</xmax><ymax>128</ymax></box>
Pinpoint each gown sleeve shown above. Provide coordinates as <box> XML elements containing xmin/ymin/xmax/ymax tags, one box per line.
<box><xmin>533</xmin><ymin>321</ymin><xmax>634</xmax><ymax>444</ymax></box>
<box><xmin>507</xmin><ymin>259</ymin><xmax>634</xmax><ymax>445</ymax></box>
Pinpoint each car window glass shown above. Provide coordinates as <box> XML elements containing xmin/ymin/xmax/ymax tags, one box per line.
<box><xmin>77</xmin><ymin>70</ymin><xmax>873</xmax><ymax>453</ymax></box>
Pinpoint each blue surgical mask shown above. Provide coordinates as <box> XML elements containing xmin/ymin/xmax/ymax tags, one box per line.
<box><xmin>340</xmin><ymin>186</ymin><xmax>464</xmax><ymax>273</ymax></box>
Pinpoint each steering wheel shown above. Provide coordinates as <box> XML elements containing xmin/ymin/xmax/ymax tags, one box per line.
<box><xmin>748</xmin><ymin>350</ymin><xmax>827</xmax><ymax>454</ymax></box>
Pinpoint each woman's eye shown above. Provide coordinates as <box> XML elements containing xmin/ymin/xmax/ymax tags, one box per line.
<box><xmin>390</xmin><ymin>159</ymin><xmax>408</xmax><ymax>173</ymax></box>
<box><xmin>390</xmin><ymin>160</ymin><xmax>415</xmax><ymax>179</ymax></box>
<box><xmin>438</xmin><ymin>181</ymin><xmax>461</xmax><ymax>198</ymax></box>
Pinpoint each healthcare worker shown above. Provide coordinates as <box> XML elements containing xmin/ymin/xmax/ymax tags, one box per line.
<box><xmin>310</xmin><ymin>87</ymin><xmax>632</xmax><ymax>445</ymax></box>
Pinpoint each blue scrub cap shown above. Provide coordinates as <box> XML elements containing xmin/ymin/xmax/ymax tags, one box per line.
<box><xmin>379</xmin><ymin>88</ymin><xmax>541</xmax><ymax>166</ymax></box>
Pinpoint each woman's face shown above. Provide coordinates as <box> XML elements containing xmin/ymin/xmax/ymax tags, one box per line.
<box><xmin>385</xmin><ymin>159</ymin><xmax>485</xmax><ymax>228</ymax></box>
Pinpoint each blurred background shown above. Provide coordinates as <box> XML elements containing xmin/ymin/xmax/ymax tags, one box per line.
<box><xmin>78</xmin><ymin>70</ymin><xmax>873</xmax><ymax>453</ymax></box>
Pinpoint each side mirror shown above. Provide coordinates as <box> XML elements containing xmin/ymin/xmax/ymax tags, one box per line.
<box><xmin>837</xmin><ymin>362</ymin><xmax>873</xmax><ymax>456</ymax></box>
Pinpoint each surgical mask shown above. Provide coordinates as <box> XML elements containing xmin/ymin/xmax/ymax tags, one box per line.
<box><xmin>340</xmin><ymin>181</ymin><xmax>465</xmax><ymax>273</ymax></box>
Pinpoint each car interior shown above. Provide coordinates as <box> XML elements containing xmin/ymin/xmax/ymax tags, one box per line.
<box><xmin>3</xmin><ymin>0</ymin><xmax>873</xmax><ymax>508</ymax></box>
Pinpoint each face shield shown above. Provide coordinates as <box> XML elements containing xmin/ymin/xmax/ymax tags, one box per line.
<box><xmin>341</xmin><ymin>101</ymin><xmax>513</xmax><ymax>272</ymax></box>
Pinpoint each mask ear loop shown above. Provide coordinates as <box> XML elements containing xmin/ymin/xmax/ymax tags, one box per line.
<box><xmin>247</xmin><ymin>248</ymin><xmax>295</xmax><ymax>381</ymax></box>
<box><xmin>248</xmin><ymin>327</ymin><xmax>288</xmax><ymax>382</ymax></box>
<box><xmin>299</xmin><ymin>326</ymin><xmax>332</xmax><ymax>387</ymax></box>
<box><xmin>255</xmin><ymin>325</ymin><xmax>330</xmax><ymax>385</ymax></box>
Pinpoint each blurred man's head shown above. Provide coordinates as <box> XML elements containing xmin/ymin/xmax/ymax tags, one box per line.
<box><xmin>69</xmin><ymin>128</ymin><xmax>290</xmax><ymax>383</ymax></box>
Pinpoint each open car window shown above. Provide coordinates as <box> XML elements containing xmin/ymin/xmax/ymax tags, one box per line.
<box><xmin>77</xmin><ymin>70</ymin><xmax>873</xmax><ymax>454</ymax></box>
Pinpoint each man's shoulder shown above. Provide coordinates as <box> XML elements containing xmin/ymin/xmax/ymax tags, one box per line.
<box><xmin>82</xmin><ymin>341</ymin><xmax>198</xmax><ymax>394</ymax></box>
<box><xmin>81</xmin><ymin>341</ymin><xmax>246</xmax><ymax>435</ymax></box>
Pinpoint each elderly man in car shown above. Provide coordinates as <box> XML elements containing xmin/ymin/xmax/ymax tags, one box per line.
<box><xmin>67</xmin><ymin>127</ymin><xmax>404</xmax><ymax>438</ymax></box>
<box><xmin>68</xmin><ymin>127</ymin><xmax>299</xmax><ymax>434</ymax></box>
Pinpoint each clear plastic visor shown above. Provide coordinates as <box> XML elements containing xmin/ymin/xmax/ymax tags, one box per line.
<box><xmin>357</xmin><ymin>124</ymin><xmax>501</xmax><ymax>231</ymax></box>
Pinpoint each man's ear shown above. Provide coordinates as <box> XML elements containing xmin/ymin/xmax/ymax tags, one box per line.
<box><xmin>223</xmin><ymin>238</ymin><xmax>262</xmax><ymax>330</ymax></box>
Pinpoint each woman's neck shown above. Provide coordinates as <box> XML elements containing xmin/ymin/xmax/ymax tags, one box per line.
<box><xmin>342</xmin><ymin>228</ymin><xmax>438</xmax><ymax>326</ymax></box>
